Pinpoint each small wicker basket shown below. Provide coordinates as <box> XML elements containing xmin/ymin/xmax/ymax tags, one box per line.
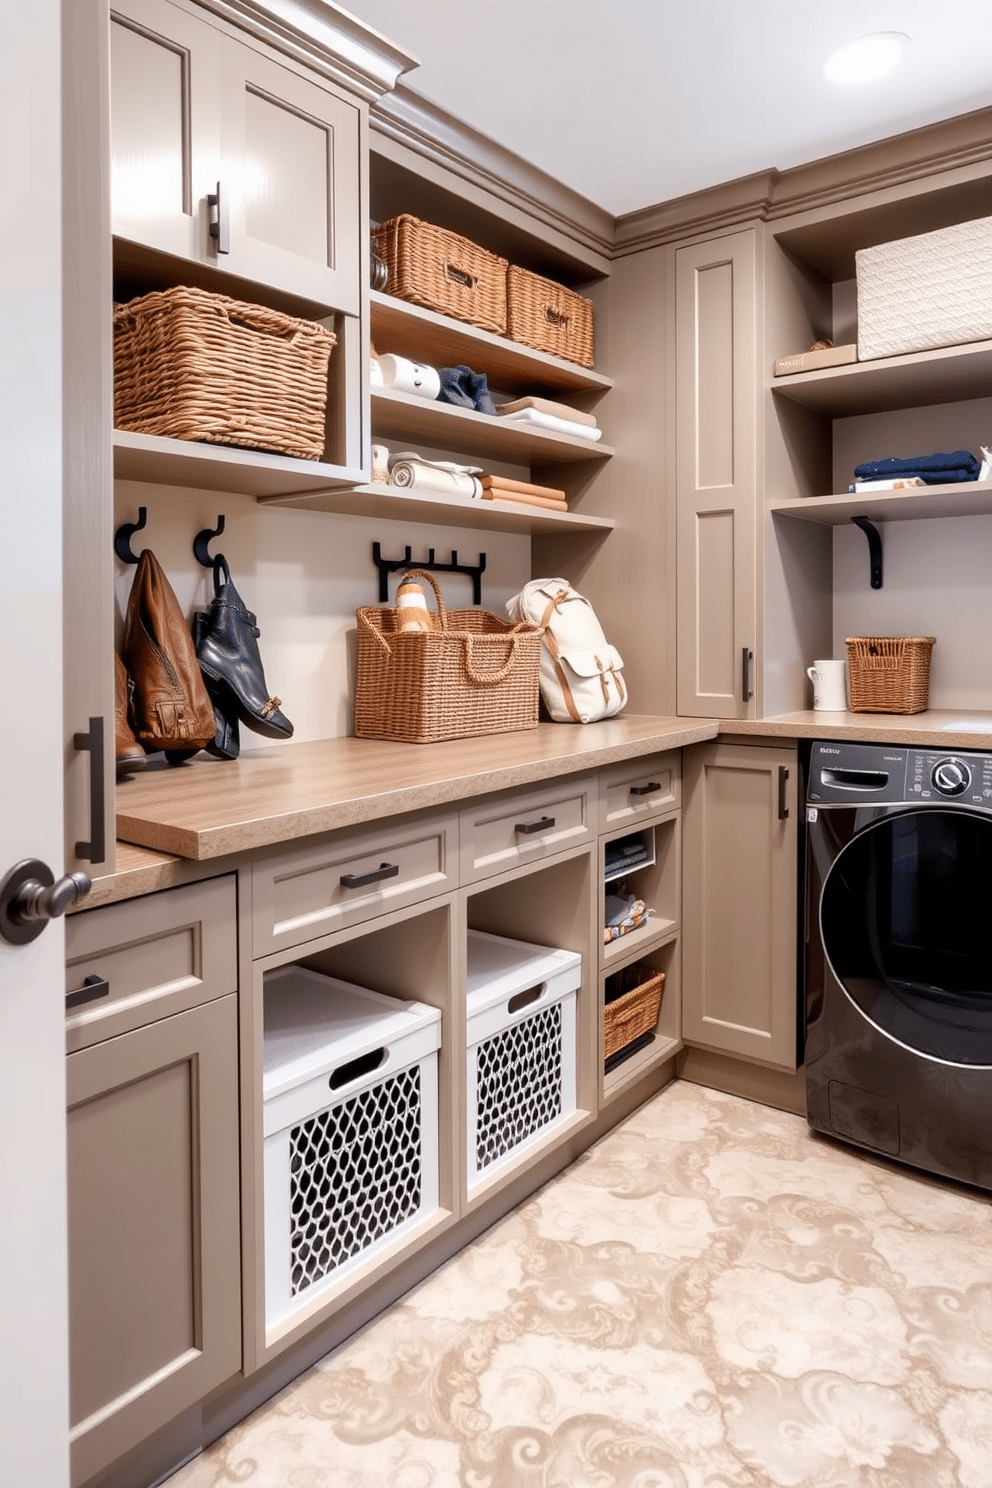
<box><xmin>603</xmin><ymin>965</ymin><xmax>665</xmax><ymax>1059</ymax></box>
<box><xmin>506</xmin><ymin>265</ymin><xmax>595</xmax><ymax>367</ymax></box>
<box><xmin>113</xmin><ymin>286</ymin><xmax>336</xmax><ymax>460</ymax></box>
<box><xmin>845</xmin><ymin>636</ymin><xmax>936</xmax><ymax>714</ymax></box>
<box><xmin>354</xmin><ymin>571</ymin><xmax>544</xmax><ymax>744</ymax></box>
<box><xmin>371</xmin><ymin>215</ymin><xmax>508</xmax><ymax>335</ymax></box>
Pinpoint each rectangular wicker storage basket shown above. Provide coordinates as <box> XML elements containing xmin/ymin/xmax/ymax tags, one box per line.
<box><xmin>603</xmin><ymin>964</ymin><xmax>664</xmax><ymax>1059</ymax></box>
<box><xmin>845</xmin><ymin>636</ymin><xmax>936</xmax><ymax>714</ymax></box>
<box><xmin>113</xmin><ymin>286</ymin><xmax>336</xmax><ymax>460</ymax></box>
<box><xmin>371</xmin><ymin>215</ymin><xmax>508</xmax><ymax>335</ymax></box>
<box><xmin>354</xmin><ymin>571</ymin><xmax>544</xmax><ymax>743</ymax></box>
<box><xmin>506</xmin><ymin>265</ymin><xmax>595</xmax><ymax>367</ymax></box>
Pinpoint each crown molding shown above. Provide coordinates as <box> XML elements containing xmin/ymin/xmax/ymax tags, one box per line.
<box><xmin>194</xmin><ymin>0</ymin><xmax>418</xmax><ymax>102</ymax></box>
<box><xmin>613</xmin><ymin>106</ymin><xmax>992</xmax><ymax>256</ymax></box>
<box><xmin>371</xmin><ymin>86</ymin><xmax>616</xmax><ymax>265</ymax></box>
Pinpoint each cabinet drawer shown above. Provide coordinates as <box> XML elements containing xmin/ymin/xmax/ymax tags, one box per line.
<box><xmin>251</xmin><ymin>812</ymin><xmax>458</xmax><ymax>956</ymax></box>
<box><xmin>460</xmin><ymin>776</ymin><xmax>594</xmax><ymax>884</ymax></box>
<box><xmin>600</xmin><ymin>752</ymin><xmax>680</xmax><ymax>831</ymax></box>
<box><xmin>65</xmin><ymin>876</ymin><xmax>237</xmax><ymax>1054</ymax></box>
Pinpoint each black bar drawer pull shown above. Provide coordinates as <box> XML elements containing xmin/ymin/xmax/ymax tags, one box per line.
<box><xmin>66</xmin><ymin>973</ymin><xmax>110</xmax><ymax>1010</ymax></box>
<box><xmin>778</xmin><ymin>765</ymin><xmax>790</xmax><ymax>821</ymax></box>
<box><xmin>741</xmin><ymin>646</ymin><xmax>754</xmax><ymax>703</ymax></box>
<box><xmin>629</xmin><ymin>782</ymin><xmax>661</xmax><ymax>797</ymax></box>
<box><xmin>73</xmin><ymin>716</ymin><xmax>106</xmax><ymax>864</ymax></box>
<box><xmin>207</xmin><ymin>180</ymin><xmax>230</xmax><ymax>254</ymax></box>
<box><xmin>515</xmin><ymin>816</ymin><xmax>555</xmax><ymax>835</ymax></box>
<box><xmin>340</xmin><ymin>861</ymin><xmax>400</xmax><ymax>889</ymax></box>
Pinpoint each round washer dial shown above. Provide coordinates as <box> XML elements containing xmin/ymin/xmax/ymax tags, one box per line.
<box><xmin>931</xmin><ymin>757</ymin><xmax>971</xmax><ymax>796</ymax></box>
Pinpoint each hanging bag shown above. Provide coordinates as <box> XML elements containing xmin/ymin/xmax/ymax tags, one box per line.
<box><xmin>506</xmin><ymin>578</ymin><xmax>627</xmax><ymax>723</ymax></box>
<box><xmin>121</xmin><ymin>548</ymin><xmax>216</xmax><ymax>752</ymax></box>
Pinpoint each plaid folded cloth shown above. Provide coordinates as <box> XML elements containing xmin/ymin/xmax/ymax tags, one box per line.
<box><xmin>853</xmin><ymin>450</ymin><xmax>979</xmax><ymax>485</ymax></box>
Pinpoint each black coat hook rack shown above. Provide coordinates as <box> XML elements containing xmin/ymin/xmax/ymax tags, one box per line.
<box><xmin>114</xmin><ymin>507</ymin><xmax>148</xmax><ymax>564</ymax></box>
<box><xmin>852</xmin><ymin>515</ymin><xmax>883</xmax><ymax>589</ymax></box>
<box><xmin>193</xmin><ymin>515</ymin><xmax>226</xmax><ymax>569</ymax></box>
<box><xmin>372</xmin><ymin>541</ymin><xmax>487</xmax><ymax>604</ymax></box>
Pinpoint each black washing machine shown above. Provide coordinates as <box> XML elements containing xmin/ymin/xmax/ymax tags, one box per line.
<box><xmin>804</xmin><ymin>739</ymin><xmax>992</xmax><ymax>1191</ymax></box>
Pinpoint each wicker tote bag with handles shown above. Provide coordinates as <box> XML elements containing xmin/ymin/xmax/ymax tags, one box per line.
<box><xmin>506</xmin><ymin>579</ymin><xmax>627</xmax><ymax>723</ymax></box>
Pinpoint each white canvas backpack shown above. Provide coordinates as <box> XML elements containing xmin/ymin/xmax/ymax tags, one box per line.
<box><xmin>506</xmin><ymin>578</ymin><xmax>627</xmax><ymax>723</ymax></box>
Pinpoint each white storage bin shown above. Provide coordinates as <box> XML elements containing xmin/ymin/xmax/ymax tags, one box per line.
<box><xmin>856</xmin><ymin>216</ymin><xmax>992</xmax><ymax>361</ymax></box>
<box><xmin>262</xmin><ymin>965</ymin><xmax>441</xmax><ymax>1329</ymax></box>
<box><xmin>466</xmin><ymin>929</ymin><xmax>580</xmax><ymax>1189</ymax></box>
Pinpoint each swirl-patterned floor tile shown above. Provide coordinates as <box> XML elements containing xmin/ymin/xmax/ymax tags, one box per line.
<box><xmin>167</xmin><ymin>1081</ymin><xmax>992</xmax><ymax>1488</ymax></box>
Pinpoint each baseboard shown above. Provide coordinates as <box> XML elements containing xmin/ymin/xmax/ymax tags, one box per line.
<box><xmin>677</xmin><ymin>1046</ymin><xmax>807</xmax><ymax>1116</ymax></box>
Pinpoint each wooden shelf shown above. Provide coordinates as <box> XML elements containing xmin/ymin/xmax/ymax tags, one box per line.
<box><xmin>372</xmin><ymin>387</ymin><xmax>612</xmax><ymax>464</ymax></box>
<box><xmin>770</xmin><ymin>339</ymin><xmax>992</xmax><ymax>416</ymax></box>
<box><xmin>113</xmin><ymin>429</ymin><xmax>363</xmax><ymax>498</ymax></box>
<box><xmin>371</xmin><ymin>290</ymin><xmax>611</xmax><ymax>396</ymax></box>
<box><xmin>771</xmin><ymin>478</ymin><xmax>992</xmax><ymax>525</ymax></box>
<box><xmin>260</xmin><ymin>481</ymin><xmax>615</xmax><ymax>533</ymax></box>
<box><xmin>603</xmin><ymin>1031</ymin><xmax>681</xmax><ymax>1102</ymax></box>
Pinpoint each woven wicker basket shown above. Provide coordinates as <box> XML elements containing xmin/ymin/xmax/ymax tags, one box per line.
<box><xmin>371</xmin><ymin>215</ymin><xmax>508</xmax><ymax>335</ymax></box>
<box><xmin>506</xmin><ymin>265</ymin><xmax>595</xmax><ymax>367</ymax></box>
<box><xmin>113</xmin><ymin>286</ymin><xmax>336</xmax><ymax>460</ymax></box>
<box><xmin>354</xmin><ymin>571</ymin><xmax>544</xmax><ymax>743</ymax></box>
<box><xmin>603</xmin><ymin>965</ymin><xmax>665</xmax><ymax>1059</ymax></box>
<box><xmin>845</xmin><ymin>636</ymin><xmax>936</xmax><ymax>714</ymax></box>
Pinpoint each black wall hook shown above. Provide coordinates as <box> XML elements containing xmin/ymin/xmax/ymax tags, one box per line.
<box><xmin>194</xmin><ymin>515</ymin><xmax>226</xmax><ymax>568</ymax></box>
<box><xmin>372</xmin><ymin>541</ymin><xmax>487</xmax><ymax>604</ymax></box>
<box><xmin>114</xmin><ymin>507</ymin><xmax>148</xmax><ymax>564</ymax></box>
<box><xmin>851</xmin><ymin>515</ymin><xmax>883</xmax><ymax>589</ymax></box>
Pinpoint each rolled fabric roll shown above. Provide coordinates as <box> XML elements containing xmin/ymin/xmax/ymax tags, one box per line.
<box><xmin>378</xmin><ymin>353</ymin><xmax>441</xmax><ymax>400</ymax></box>
<box><xmin>389</xmin><ymin>456</ymin><xmax>481</xmax><ymax>498</ymax></box>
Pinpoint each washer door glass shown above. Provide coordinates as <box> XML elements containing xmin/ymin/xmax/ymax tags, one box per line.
<box><xmin>820</xmin><ymin>809</ymin><xmax>992</xmax><ymax>1066</ymax></box>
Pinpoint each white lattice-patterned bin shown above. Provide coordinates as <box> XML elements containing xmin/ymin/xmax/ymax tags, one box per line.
<box><xmin>262</xmin><ymin>966</ymin><xmax>441</xmax><ymax>1329</ymax></box>
<box><xmin>466</xmin><ymin>930</ymin><xmax>580</xmax><ymax>1190</ymax></box>
<box><xmin>856</xmin><ymin>216</ymin><xmax>992</xmax><ymax>361</ymax></box>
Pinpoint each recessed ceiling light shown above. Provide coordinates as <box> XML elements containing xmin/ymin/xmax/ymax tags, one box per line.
<box><xmin>823</xmin><ymin>32</ymin><xmax>909</xmax><ymax>84</ymax></box>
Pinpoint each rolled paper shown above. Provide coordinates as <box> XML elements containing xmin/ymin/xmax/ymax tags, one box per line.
<box><xmin>378</xmin><ymin>353</ymin><xmax>441</xmax><ymax>400</ymax></box>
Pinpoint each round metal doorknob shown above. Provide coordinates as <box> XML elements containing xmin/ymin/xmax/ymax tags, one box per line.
<box><xmin>0</xmin><ymin>859</ymin><xmax>92</xmax><ymax>946</ymax></box>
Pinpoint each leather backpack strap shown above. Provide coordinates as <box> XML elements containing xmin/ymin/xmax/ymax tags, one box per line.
<box><xmin>539</xmin><ymin>589</ymin><xmax>583</xmax><ymax>724</ymax></box>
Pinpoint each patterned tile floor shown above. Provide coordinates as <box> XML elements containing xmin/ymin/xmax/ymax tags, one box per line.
<box><xmin>167</xmin><ymin>1081</ymin><xmax>992</xmax><ymax>1487</ymax></box>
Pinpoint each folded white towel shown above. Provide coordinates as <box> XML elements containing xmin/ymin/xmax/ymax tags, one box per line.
<box><xmin>498</xmin><ymin>407</ymin><xmax>603</xmax><ymax>441</ymax></box>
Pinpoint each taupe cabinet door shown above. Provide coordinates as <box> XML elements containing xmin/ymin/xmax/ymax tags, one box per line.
<box><xmin>110</xmin><ymin>0</ymin><xmax>361</xmax><ymax>311</ymax></box>
<box><xmin>67</xmin><ymin>995</ymin><xmax>241</xmax><ymax>1487</ymax></box>
<box><xmin>682</xmin><ymin>742</ymin><xmax>798</xmax><ymax>1068</ymax></box>
<box><xmin>675</xmin><ymin>230</ymin><xmax>758</xmax><ymax>718</ymax></box>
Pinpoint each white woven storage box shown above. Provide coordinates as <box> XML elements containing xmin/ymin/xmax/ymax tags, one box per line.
<box><xmin>466</xmin><ymin>930</ymin><xmax>580</xmax><ymax>1190</ymax></box>
<box><xmin>262</xmin><ymin>966</ymin><xmax>440</xmax><ymax>1329</ymax></box>
<box><xmin>856</xmin><ymin>216</ymin><xmax>992</xmax><ymax>361</ymax></box>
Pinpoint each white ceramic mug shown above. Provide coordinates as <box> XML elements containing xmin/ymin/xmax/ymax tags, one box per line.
<box><xmin>807</xmin><ymin>659</ymin><xmax>848</xmax><ymax>711</ymax></box>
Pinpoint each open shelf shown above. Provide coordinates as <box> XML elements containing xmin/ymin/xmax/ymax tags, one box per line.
<box><xmin>771</xmin><ymin>478</ymin><xmax>992</xmax><ymax>525</ymax></box>
<box><xmin>113</xmin><ymin>428</ymin><xmax>364</xmax><ymax>498</ymax></box>
<box><xmin>371</xmin><ymin>290</ymin><xmax>612</xmax><ymax>396</ymax></box>
<box><xmin>371</xmin><ymin>387</ymin><xmax>613</xmax><ymax>464</ymax></box>
<box><xmin>770</xmin><ymin>339</ymin><xmax>992</xmax><ymax>416</ymax></box>
<box><xmin>260</xmin><ymin>480</ymin><xmax>615</xmax><ymax>532</ymax></box>
<box><xmin>601</xmin><ymin>933</ymin><xmax>681</xmax><ymax>1103</ymax></box>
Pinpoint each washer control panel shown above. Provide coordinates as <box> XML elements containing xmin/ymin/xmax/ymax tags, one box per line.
<box><xmin>908</xmin><ymin>748</ymin><xmax>992</xmax><ymax>807</ymax></box>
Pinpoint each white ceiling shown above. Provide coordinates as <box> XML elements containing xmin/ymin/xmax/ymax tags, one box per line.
<box><xmin>343</xmin><ymin>0</ymin><xmax>992</xmax><ymax>217</ymax></box>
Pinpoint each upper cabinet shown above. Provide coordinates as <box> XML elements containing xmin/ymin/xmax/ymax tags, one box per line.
<box><xmin>110</xmin><ymin>0</ymin><xmax>361</xmax><ymax>312</ymax></box>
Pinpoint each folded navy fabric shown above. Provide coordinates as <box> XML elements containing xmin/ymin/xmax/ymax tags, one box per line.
<box><xmin>437</xmin><ymin>364</ymin><xmax>497</xmax><ymax>416</ymax></box>
<box><xmin>853</xmin><ymin>449</ymin><xmax>979</xmax><ymax>485</ymax></box>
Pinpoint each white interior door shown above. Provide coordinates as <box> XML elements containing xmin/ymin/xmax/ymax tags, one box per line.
<box><xmin>0</xmin><ymin>2</ymin><xmax>71</xmax><ymax>1482</ymax></box>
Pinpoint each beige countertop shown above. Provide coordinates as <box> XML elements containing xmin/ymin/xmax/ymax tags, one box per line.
<box><xmin>114</xmin><ymin>715</ymin><xmax>718</xmax><ymax>863</ymax></box>
<box><xmin>721</xmin><ymin>709</ymin><xmax>992</xmax><ymax>747</ymax></box>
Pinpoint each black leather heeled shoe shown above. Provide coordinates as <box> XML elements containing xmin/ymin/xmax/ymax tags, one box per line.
<box><xmin>194</xmin><ymin>558</ymin><xmax>294</xmax><ymax>741</ymax></box>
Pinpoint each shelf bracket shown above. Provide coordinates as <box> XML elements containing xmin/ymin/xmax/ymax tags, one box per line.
<box><xmin>372</xmin><ymin>541</ymin><xmax>487</xmax><ymax>604</ymax></box>
<box><xmin>851</xmin><ymin>515</ymin><xmax>883</xmax><ymax>589</ymax></box>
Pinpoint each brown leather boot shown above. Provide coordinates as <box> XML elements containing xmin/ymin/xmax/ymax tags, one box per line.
<box><xmin>115</xmin><ymin>652</ymin><xmax>147</xmax><ymax>776</ymax></box>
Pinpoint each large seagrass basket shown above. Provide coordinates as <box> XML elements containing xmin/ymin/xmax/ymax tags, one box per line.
<box><xmin>845</xmin><ymin>636</ymin><xmax>936</xmax><ymax>714</ymax></box>
<box><xmin>371</xmin><ymin>215</ymin><xmax>508</xmax><ymax>334</ymax></box>
<box><xmin>113</xmin><ymin>286</ymin><xmax>336</xmax><ymax>460</ymax></box>
<box><xmin>506</xmin><ymin>265</ymin><xmax>595</xmax><ymax>367</ymax></box>
<box><xmin>355</xmin><ymin>571</ymin><xmax>544</xmax><ymax>743</ymax></box>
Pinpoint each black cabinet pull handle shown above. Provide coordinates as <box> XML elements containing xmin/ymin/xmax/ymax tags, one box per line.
<box><xmin>340</xmin><ymin>861</ymin><xmax>400</xmax><ymax>889</ymax></box>
<box><xmin>741</xmin><ymin>647</ymin><xmax>754</xmax><ymax>703</ymax></box>
<box><xmin>207</xmin><ymin>180</ymin><xmax>230</xmax><ymax>254</ymax></box>
<box><xmin>629</xmin><ymin>782</ymin><xmax>661</xmax><ymax>796</ymax></box>
<box><xmin>515</xmin><ymin>816</ymin><xmax>555</xmax><ymax>835</ymax></box>
<box><xmin>66</xmin><ymin>973</ymin><xmax>110</xmax><ymax>1010</ymax></box>
<box><xmin>778</xmin><ymin>765</ymin><xmax>790</xmax><ymax>820</ymax></box>
<box><xmin>73</xmin><ymin>716</ymin><xmax>106</xmax><ymax>864</ymax></box>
